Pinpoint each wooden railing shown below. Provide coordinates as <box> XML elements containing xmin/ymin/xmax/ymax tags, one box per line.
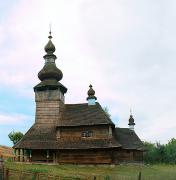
<box><xmin>3</xmin><ymin>168</ymin><xmax>99</xmax><ymax>180</ymax></box>
<box><xmin>3</xmin><ymin>169</ymin><xmax>143</xmax><ymax>180</ymax></box>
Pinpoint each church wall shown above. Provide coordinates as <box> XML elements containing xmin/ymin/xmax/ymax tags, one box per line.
<box><xmin>57</xmin><ymin>149</ymin><xmax>113</xmax><ymax>164</ymax></box>
<box><xmin>58</xmin><ymin>125</ymin><xmax>112</xmax><ymax>139</ymax></box>
<box><xmin>133</xmin><ymin>150</ymin><xmax>143</xmax><ymax>162</ymax></box>
<box><xmin>114</xmin><ymin>149</ymin><xmax>143</xmax><ymax>163</ymax></box>
<box><xmin>35</xmin><ymin>101</ymin><xmax>60</xmax><ymax>124</ymax></box>
<box><xmin>17</xmin><ymin>148</ymin><xmax>143</xmax><ymax>164</ymax></box>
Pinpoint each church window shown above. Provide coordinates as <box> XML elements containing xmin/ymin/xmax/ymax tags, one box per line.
<box><xmin>81</xmin><ymin>131</ymin><xmax>87</xmax><ymax>137</ymax></box>
<box><xmin>81</xmin><ymin>130</ymin><xmax>93</xmax><ymax>138</ymax></box>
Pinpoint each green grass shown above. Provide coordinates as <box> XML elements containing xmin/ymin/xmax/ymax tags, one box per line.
<box><xmin>4</xmin><ymin>162</ymin><xmax>176</xmax><ymax>180</ymax></box>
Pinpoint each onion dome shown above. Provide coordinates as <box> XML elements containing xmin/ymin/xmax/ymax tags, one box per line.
<box><xmin>87</xmin><ymin>84</ymin><xmax>97</xmax><ymax>100</ymax></box>
<box><xmin>38</xmin><ymin>63</ymin><xmax>63</xmax><ymax>81</ymax></box>
<box><xmin>88</xmin><ymin>84</ymin><xmax>95</xmax><ymax>96</ymax></box>
<box><xmin>128</xmin><ymin>114</ymin><xmax>135</xmax><ymax>126</ymax></box>
<box><xmin>44</xmin><ymin>32</ymin><xmax>55</xmax><ymax>54</ymax></box>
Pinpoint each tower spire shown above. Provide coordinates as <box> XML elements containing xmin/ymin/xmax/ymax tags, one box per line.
<box><xmin>34</xmin><ymin>31</ymin><xmax>67</xmax><ymax>94</ymax></box>
<box><xmin>87</xmin><ymin>84</ymin><xmax>97</xmax><ymax>105</ymax></box>
<box><xmin>128</xmin><ymin>109</ymin><xmax>135</xmax><ymax>131</ymax></box>
<box><xmin>130</xmin><ymin>108</ymin><xmax>132</xmax><ymax>115</ymax></box>
<box><xmin>44</xmin><ymin>30</ymin><xmax>55</xmax><ymax>56</ymax></box>
<box><xmin>48</xmin><ymin>23</ymin><xmax>52</xmax><ymax>39</ymax></box>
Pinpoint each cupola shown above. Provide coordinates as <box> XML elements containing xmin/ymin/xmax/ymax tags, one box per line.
<box><xmin>87</xmin><ymin>84</ymin><xmax>97</xmax><ymax>105</ymax></box>
<box><xmin>128</xmin><ymin>110</ymin><xmax>135</xmax><ymax>131</ymax></box>
<box><xmin>34</xmin><ymin>31</ymin><xmax>67</xmax><ymax>94</ymax></box>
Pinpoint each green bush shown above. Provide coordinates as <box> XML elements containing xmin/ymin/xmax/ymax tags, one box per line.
<box><xmin>144</xmin><ymin>138</ymin><xmax>176</xmax><ymax>164</ymax></box>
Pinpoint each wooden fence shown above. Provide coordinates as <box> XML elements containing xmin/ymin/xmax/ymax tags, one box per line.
<box><xmin>3</xmin><ymin>168</ymin><xmax>110</xmax><ymax>180</ymax></box>
<box><xmin>0</xmin><ymin>159</ymin><xmax>143</xmax><ymax>180</ymax></box>
<box><xmin>2</xmin><ymin>168</ymin><xmax>142</xmax><ymax>180</ymax></box>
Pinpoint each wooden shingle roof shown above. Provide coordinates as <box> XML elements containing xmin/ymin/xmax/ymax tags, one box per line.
<box><xmin>14</xmin><ymin>104</ymin><xmax>143</xmax><ymax>151</ymax></box>
<box><xmin>58</xmin><ymin>103</ymin><xmax>114</xmax><ymax>127</ymax></box>
<box><xmin>15</xmin><ymin>137</ymin><xmax>121</xmax><ymax>150</ymax></box>
<box><xmin>14</xmin><ymin>125</ymin><xmax>120</xmax><ymax>149</ymax></box>
<box><xmin>14</xmin><ymin>125</ymin><xmax>57</xmax><ymax>149</ymax></box>
<box><xmin>114</xmin><ymin>128</ymin><xmax>144</xmax><ymax>151</ymax></box>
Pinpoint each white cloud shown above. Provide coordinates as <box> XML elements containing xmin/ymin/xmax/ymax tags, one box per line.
<box><xmin>0</xmin><ymin>113</ymin><xmax>31</xmax><ymax>125</ymax></box>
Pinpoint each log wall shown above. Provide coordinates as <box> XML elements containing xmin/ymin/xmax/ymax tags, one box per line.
<box><xmin>58</xmin><ymin>125</ymin><xmax>112</xmax><ymax>139</ymax></box>
<box><xmin>57</xmin><ymin>149</ymin><xmax>113</xmax><ymax>164</ymax></box>
<box><xmin>35</xmin><ymin>89</ymin><xmax>64</xmax><ymax>124</ymax></box>
<box><xmin>18</xmin><ymin>149</ymin><xmax>143</xmax><ymax>164</ymax></box>
<box><xmin>114</xmin><ymin>149</ymin><xmax>143</xmax><ymax>163</ymax></box>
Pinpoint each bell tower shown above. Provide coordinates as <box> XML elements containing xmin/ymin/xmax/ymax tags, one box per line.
<box><xmin>34</xmin><ymin>31</ymin><xmax>67</xmax><ymax>124</ymax></box>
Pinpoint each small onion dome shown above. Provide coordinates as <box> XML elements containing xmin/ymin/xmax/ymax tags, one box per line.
<box><xmin>87</xmin><ymin>84</ymin><xmax>97</xmax><ymax>100</ymax></box>
<box><xmin>88</xmin><ymin>84</ymin><xmax>95</xmax><ymax>96</ymax></box>
<box><xmin>44</xmin><ymin>32</ymin><xmax>55</xmax><ymax>54</ymax></box>
<box><xmin>38</xmin><ymin>63</ymin><xmax>63</xmax><ymax>81</ymax></box>
<box><xmin>128</xmin><ymin>115</ymin><xmax>135</xmax><ymax>126</ymax></box>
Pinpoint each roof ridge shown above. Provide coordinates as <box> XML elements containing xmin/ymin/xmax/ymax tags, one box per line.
<box><xmin>65</xmin><ymin>103</ymin><xmax>88</xmax><ymax>106</ymax></box>
<box><xmin>65</xmin><ymin>102</ymin><xmax>101</xmax><ymax>106</ymax></box>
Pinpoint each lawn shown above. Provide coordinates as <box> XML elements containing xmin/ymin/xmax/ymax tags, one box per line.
<box><xmin>4</xmin><ymin>162</ymin><xmax>176</xmax><ymax>180</ymax></box>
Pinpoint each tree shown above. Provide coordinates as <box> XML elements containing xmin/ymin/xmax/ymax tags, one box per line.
<box><xmin>165</xmin><ymin>138</ymin><xmax>176</xmax><ymax>164</ymax></box>
<box><xmin>143</xmin><ymin>141</ymin><xmax>157</xmax><ymax>164</ymax></box>
<box><xmin>104</xmin><ymin>106</ymin><xmax>111</xmax><ymax>118</ymax></box>
<box><xmin>8</xmin><ymin>131</ymin><xmax>24</xmax><ymax>145</ymax></box>
<box><xmin>143</xmin><ymin>139</ymin><xmax>176</xmax><ymax>164</ymax></box>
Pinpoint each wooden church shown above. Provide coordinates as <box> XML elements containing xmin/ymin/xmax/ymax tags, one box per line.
<box><xmin>14</xmin><ymin>32</ymin><xmax>144</xmax><ymax>164</ymax></box>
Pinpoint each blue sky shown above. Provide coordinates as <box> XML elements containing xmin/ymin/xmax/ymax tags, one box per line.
<box><xmin>0</xmin><ymin>0</ymin><xmax>176</xmax><ymax>146</ymax></box>
<box><xmin>0</xmin><ymin>89</ymin><xmax>34</xmax><ymax>145</ymax></box>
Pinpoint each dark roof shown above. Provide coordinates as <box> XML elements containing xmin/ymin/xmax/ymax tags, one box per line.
<box><xmin>34</xmin><ymin>79</ymin><xmax>67</xmax><ymax>93</ymax></box>
<box><xmin>114</xmin><ymin>128</ymin><xmax>144</xmax><ymax>151</ymax></box>
<box><xmin>14</xmin><ymin>124</ymin><xmax>120</xmax><ymax>150</ymax></box>
<box><xmin>15</xmin><ymin>138</ymin><xmax>121</xmax><ymax>150</ymax></box>
<box><xmin>14</xmin><ymin>105</ymin><xmax>143</xmax><ymax>151</ymax></box>
<box><xmin>14</xmin><ymin>124</ymin><xmax>57</xmax><ymax>149</ymax></box>
<box><xmin>58</xmin><ymin>138</ymin><xmax>121</xmax><ymax>149</ymax></box>
<box><xmin>38</xmin><ymin>63</ymin><xmax>63</xmax><ymax>82</ymax></box>
<box><xmin>58</xmin><ymin>103</ymin><xmax>114</xmax><ymax>127</ymax></box>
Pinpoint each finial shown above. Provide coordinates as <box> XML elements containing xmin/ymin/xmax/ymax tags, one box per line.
<box><xmin>89</xmin><ymin>84</ymin><xmax>93</xmax><ymax>88</ymax></box>
<box><xmin>44</xmin><ymin>25</ymin><xmax>56</xmax><ymax>54</ymax></box>
<box><xmin>48</xmin><ymin>23</ymin><xmax>52</xmax><ymax>39</ymax></box>
<box><xmin>130</xmin><ymin>108</ymin><xmax>132</xmax><ymax>115</ymax></box>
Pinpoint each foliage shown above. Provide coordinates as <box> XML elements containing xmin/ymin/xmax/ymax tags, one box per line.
<box><xmin>8</xmin><ymin>131</ymin><xmax>24</xmax><ymax>145</ymax></box>
<box><xmin>144</xmin><ymin>138</ymin><xmax>176</xmax><ymax>164</ymax></box>
<box><xmin>104</xmin><ymin>106</ymin><xmax>111</xmax><ymax>118</ymax></box>
<box><xmin>165</xmin><ymin>138</ymin><xmax>176</xmax><ymax>164</ymax></box>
